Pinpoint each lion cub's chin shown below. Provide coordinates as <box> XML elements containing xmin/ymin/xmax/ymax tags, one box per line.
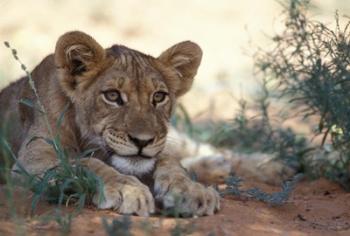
<box><xmin>110</xmin><ymin>155</ymin><xmax>156</xmax><ymax>177</ymax></box>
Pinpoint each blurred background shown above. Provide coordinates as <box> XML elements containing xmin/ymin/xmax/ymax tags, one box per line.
<box><xmin>0</xmin><ymin>0</ymin><xmax>349</xmax><ymax>120</ymax></box>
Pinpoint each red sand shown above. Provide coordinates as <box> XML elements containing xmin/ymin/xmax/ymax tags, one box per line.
<box><xmin>0</xmin><ymin>178</ymin><xmax>349</xmax><ymax>236</ymax></box>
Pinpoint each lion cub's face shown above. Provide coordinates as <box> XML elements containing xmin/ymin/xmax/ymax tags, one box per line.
<box><xmin>54</xmin><ymin>31</ymin><xmax>202</xmax><ymax>176</ymax></box>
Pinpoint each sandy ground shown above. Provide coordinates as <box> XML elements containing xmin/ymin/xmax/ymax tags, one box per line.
<box><xmin>0</xmin><ymin>178</ymin><xmax>349</xmax><ymax>236</ymax></box>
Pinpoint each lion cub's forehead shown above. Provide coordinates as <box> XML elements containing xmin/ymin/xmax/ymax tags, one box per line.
<box><xmin>101</xmin><ymin>67</ymin><xmax>166</xmax><ymax>91</ymax></box>
<box><xmin>107</xmin><ymin>45</ymin><xmax>156</xmax><ymax>74</ymax></box>
<box><xmin>99</xmin><ymin>46</ymin><xmax>167</xmax><ymax>92</ymax></box>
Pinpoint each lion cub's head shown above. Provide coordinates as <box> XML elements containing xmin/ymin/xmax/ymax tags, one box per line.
<box><xmin>54</xmin><ymin>31</ymin><xmax>202</xmax><ymax>176</ymax></box>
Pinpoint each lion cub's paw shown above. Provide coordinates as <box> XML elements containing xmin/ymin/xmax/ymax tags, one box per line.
<box><xmin>154</xmin><ymin>175</ymin><xmax>220</xmax><ymax>216</ymax></box>
<box><xmin>93</xmin><ymin>175</ymin><xmax>155</xmax><ymax>217</ymax></box>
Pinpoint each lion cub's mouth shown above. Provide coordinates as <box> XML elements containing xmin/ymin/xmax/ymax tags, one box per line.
<box><xmin>106</xmin><ymin>149</ymin><xmax>154</xmax><ymax>160</ymax></box>
<box><xmin>105</xmin><ymin>146</ymin><xmax>160</xmax><ymax>161</ymax></box>
<box><xmin>119</xmin><ymin>154</ymin><xmax>154</xmax><ymax>160</ymax></box>
<box><xmin>110</xmin><ymin>153</ymin><xmax>157</xmax><ymax>176</ymax></box>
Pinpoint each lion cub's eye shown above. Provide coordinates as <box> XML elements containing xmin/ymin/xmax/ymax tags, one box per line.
<box><xmin>102</xmin><ymin>90</ymin><xmax>124</xmax><ymax>106</ymax></box>
<box><xmin>152</xmin><ymin>91</ymin><xmax>168</xmax><ymax>106</ymax></box>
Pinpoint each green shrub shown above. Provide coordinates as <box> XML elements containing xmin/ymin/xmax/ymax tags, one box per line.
<box><xmin>185</xmin><ymin>80</ymin><xmax>309</xmax><ymax>172</ymax></box>
<box><xmin>255</xmin><ymin>0</ymin><xmax>350</xmax><ymax>189</ymax></box>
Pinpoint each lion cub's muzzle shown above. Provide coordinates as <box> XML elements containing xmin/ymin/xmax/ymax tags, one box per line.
<box><xmin>128</xmin><ymin>134</ymin><xmax>155</xmax><ymax>150</ymax></box>
<box><xmin>127</xmin><ymin>133</ymin><xmax>158</xmax><ymax>158</ymax></box>
<box><xmin>104</xmin><ymin>129</ymin><xmax>165</xmax><ymax>159</ymax></box>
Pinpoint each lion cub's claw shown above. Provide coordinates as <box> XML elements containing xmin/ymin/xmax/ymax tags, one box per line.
<box><xmin>93</xmin><ymin>175</ymin><xmax>155</xmax><ymax>217</ymax></box>
<box><xmin>154</xmin><ymin>176</ymin><xmax>220</xmax><ymax>216</ymax></box>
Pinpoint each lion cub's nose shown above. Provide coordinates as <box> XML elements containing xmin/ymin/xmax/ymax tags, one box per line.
<box><xmin>128</xmin><ymin>134</ymin><xmax>155</xmax><ymax>149</ymax></box>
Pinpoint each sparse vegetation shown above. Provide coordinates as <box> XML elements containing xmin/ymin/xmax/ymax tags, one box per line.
<box><xmin>102</xmin><ymin>216</ymin><xmax>133</xmax><ymax>236</ymax></box>
<box><xmin>53</xmin><ymin>210</ymin><xmax>74</xmax><ymax>236</ymax></box>
<box><xmin>255</xmin><ymin>0</ymin><xmax>350</xmax><ymax>189</ymax></box>
<box><xmin>0</xmin><ymin>42</ymin><xmax>105</xmax><ymax>234</ymax></box>
<box><xmin>204</xmin><ymin>83</ymin><xmax>308</xmax><ymax>170</ymax></box>
<box><xmin>4</xmin><ymin>42</ymin><xmax>105</xmax><ymax>210</ymax></box>
<box><xmin>221</xmin><ymin>174</ymin><xmax>304</xmax><ymax>206</ymax></box>
<box><xmin>170</xmin><ymin>220</ymin><xmax>196</xmax><ymax>236</ymax></box>
<box><xmin>174</xmin><ymin>0</ymin><xmax>350</xmax><ymax>191</ymax></box>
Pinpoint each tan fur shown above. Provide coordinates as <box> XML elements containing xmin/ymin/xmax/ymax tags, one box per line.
<box><xmin>1</xmin><ymin>31</ymin><xmax>219</xmax><ymax>216</ymax></box>
<box><xmin>166</xmin><ymin>127</ymin><xmax>296</xmax><ymax>185</ymax></box>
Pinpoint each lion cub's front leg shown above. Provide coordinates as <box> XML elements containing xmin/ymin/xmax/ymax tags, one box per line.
<box><xmin>81</xmin><ymin>158</ymin><xmax>155</xmax><ymax>216</ymax></box>
<box><xmin>15</xmin><ymin>138</ymin><xmax>154</xmax><ymax>216</ymax></box>
<box><xmin>154</xmin><ymin>156</ymin><xmax>220</xmax><ymax>216</ymax></box>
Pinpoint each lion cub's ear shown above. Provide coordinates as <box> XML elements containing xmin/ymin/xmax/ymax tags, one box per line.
<box><xmin>55</xmin><ymin>31</ymin><xmax>107</xmax><ymax>94</ymax></box>
<box><xmin>158</xmin><ymin>41</ymin><xmax>202</xmax><ymax>97</ymax></box>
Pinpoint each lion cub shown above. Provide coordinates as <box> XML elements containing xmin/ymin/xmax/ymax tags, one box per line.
<box><xmin>2</xmin><ymin>31</ymin><xmax>220</xmax><ymax>216</ymax></box>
